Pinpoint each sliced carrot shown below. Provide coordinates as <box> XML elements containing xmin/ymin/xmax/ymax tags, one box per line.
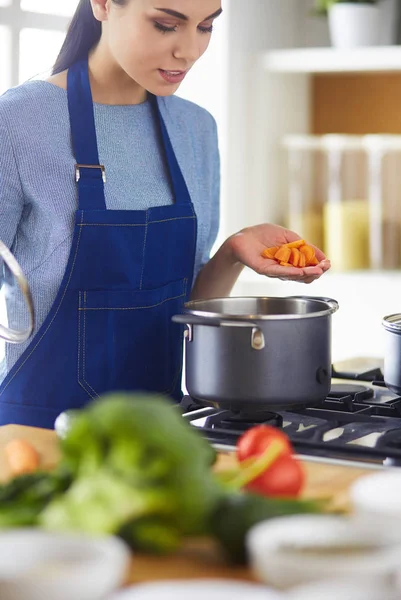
<box><xmin>299</xmin><ymin>245</ymin><xmax>316</xmax><ymax>265</ymax></box>
<box><xmin>261</xmin><ymin>246</ymin><xmax>279</xmax><ymax>259</ymax></box>
<box><xmin>274</xmin><ymin>246</ymin><xmax>291</xmax><ymax>263</ymax></box>
<box><xmin>261</xmin><ymin>240</ymin><xmax>324</xmax><ymax>269</ymax></box>
<box><xmin>282</xmin><ymin>239</ymin><xmax>305</xmax><ymax>249</ymax></box>
<box><xmin>290</xmin><ymin>248</ymin><xmax>301</xmax><ymax>267</ymax></box>
<box><xmin>5</xmin><ymin>439</ymin><xmax>40</xmax><ymax>476</ymax></box>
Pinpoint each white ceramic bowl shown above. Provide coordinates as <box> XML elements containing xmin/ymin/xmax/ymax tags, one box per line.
<box><xmin>0</xmin><ymin>529</ymin><xmax>131</xmax><ymax>600</ymax></box>
<box><xmin>246</xmin><ymin>514</ymin><xmax>401</xmax><ymax>590</ymax></box>
<box><xmin>286</xmin><ymin>579</ymin><xmax>400</xmax><ymax>600</ymax></box>
<box><xmin>111</xmin><ymin>580</ymin><xmax>282</xmax><ymax>600</ymax></box>
<box><xmin>351</xmin><ymin>471</ymin><xmax>401</xmax><ymax>537</ymax></box>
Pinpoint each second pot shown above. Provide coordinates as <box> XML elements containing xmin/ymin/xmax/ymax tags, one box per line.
<box><xmin>382</xmin><ymin>313</ymin><xmax>401</xmax><ymax>394</ymax></box>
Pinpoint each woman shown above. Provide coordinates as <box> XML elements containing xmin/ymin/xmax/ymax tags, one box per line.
<box><xmin>0</xmin><ymin>0</ymin><xmax>330</xmax><ymax>429</ymax></box>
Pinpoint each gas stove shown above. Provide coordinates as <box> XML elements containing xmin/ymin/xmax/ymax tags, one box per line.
<box><xmin>180</xmin><ymin>359</ymin><xmax>401</xmax><ymax>468</ymax></box>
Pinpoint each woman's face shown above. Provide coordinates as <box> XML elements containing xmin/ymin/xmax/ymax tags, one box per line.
<box><xmin>97</xmin><ymin>0</ymin><xmax>222</xmax><ymax>96</ymax></box>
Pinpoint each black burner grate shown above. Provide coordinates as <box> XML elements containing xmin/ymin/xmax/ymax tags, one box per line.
<box><xmin>181</xmin><ymin>367</ymin><xmax>401</xmax><ymax>465</ymax></box>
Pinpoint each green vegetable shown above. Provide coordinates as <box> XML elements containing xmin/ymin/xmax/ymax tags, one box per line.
<box><xmin>0</xmin><ymin>392</ymin><xmax>325</xmax><ymax>560</ymax></box>
<box><xmin>40</xmin><ymin>470</ymin><xmax>169</xmax><ymax>534</ymax></box>
<box><xmin>0</xmin><ymin>468</ymin><xmax>72</xmax><ymax>527</ymax></box>
<box><xmin>40</xmin><ymin>393</ymin><xmax>222</xmax><ymax>543</ymax></box>
<box><xmin>119</xmin><ymin>517</ymin><xmax>182</xmax><ymax>554</ymax></box>
<box><xmin>210</xmin><ymin>492</ymin><xmax>323</xmax><ymax>565</ymax></box>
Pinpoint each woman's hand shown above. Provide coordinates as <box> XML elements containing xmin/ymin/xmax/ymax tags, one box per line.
<box><xmin>228</xmin><ymin>224</ymin><xmax>331</xmax><ymax>284</ymax></box>
<box><xmin>191</xmin><ymin>223</ymin><xmax>330</xmax><ymax>301</ymax></box>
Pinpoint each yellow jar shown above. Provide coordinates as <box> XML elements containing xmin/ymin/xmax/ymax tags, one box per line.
<box><xmin>283</xmin><ymin>136</ymin><xmax>325</xmax><ymax>250</ymax></box>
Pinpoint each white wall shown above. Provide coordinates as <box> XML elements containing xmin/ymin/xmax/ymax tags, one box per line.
<box><xmin>299</xmin><ymin>0</ymin><xmax>331</xmax><ymax>48</ymax></box>
<box><xmin>223</xmin><ymin>0</ymin><xmax>304</xmax><ymax>238</ymax></box>
<box><xmin>175</xmin><ymin>1</ymin><xmax>229</xmax><ymax>254</ymax></box>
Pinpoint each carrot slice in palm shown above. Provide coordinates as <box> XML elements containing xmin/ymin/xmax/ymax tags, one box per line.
<box><xmin>290</xmin><ymin>248</ymin><xmax>301</xmax><ymax>267</ymax></box>
<box><xmin>299</xmin><ymin>252</ymin><xmax>306</xmax><ymax>268</ymax></box>
<box><xmin>299</xmin><ymin>245</ymin><xmax>316</xmax><ymax>265</ymax></box>
<box><xmin>261</xmin><ymin>246</ymin><xmax>279</xmax><ymax>259</ymax></box>
<box><xmin>274</xmin><ymin>246</ymin><xmax>291</xmax><ymax>263</ymax></box>
<box><xmin>282</xmin><ymin>239</ymin><xmax>305</xmax><ymax>249</ymax></box>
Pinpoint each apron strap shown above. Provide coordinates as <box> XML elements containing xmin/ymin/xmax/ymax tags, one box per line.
<box><xmin>149</xmin><ymin>94</ymin><xmax>192</xmax><ymax>206</ymax></box>
<box><xmin>67</xmin><ymin>59</ymin><xmax>107</xmax><ymax>211</ymax></box>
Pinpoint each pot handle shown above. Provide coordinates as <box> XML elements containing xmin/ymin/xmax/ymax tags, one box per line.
<box><xmin>291</xmin><ymin>296</ymin><xmax>339</xmax><ymax>312</ymax></box>
<box><xmin>171</xmin><ymin>314</ymin><xmax>257</xmax><ymax>328</ymax></box>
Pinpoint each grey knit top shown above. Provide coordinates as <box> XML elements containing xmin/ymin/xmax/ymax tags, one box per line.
<box><xmin>0</xmin><ymin>80</ymin><xmax>220</xmax><ymax>380</ymax></box>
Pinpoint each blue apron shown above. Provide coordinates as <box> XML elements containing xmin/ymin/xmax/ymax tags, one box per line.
<box><xmin>0</xmin><ymin>58</ymin><xmax>197</xmax><ymax>429</ymax></box>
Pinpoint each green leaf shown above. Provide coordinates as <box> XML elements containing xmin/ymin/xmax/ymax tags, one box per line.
<box><xmin>312</xmin><ymin>0</ymin><xmax>377</xmax><ymax>16</ymax></box>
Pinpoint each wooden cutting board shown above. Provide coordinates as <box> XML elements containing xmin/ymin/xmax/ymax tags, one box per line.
<box><xmin>0</xmin><ymin>425</ymin><xmax>374</xmax><ymax>585</ymax></box>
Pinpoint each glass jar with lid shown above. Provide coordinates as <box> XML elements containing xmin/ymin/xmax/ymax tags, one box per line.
<box><xmin>322</xmin><ymin>135</ymin><xmax>369</xmax><ymax>271</ymax></box>
<box><xmin>364</xmin><ymin>135</ymin><xmax>401</xmax><ymax>270</ymax></box>
<box><xmin>283</xmin><ymin>135</ymin><xmax>369</xmax><ymax>271</ymax></box>
<box><xmin>282</xmin><ymin>135</ymin><xmax>326</xmax><ymax>251</ymax></box>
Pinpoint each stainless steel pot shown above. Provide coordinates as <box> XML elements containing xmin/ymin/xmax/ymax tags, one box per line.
<box><xmin>382</xmin><ymin>314</ymin><xmax>401</xmax><ymax>394</ymax></box>
<box><xmin>172</xmin><ymin>296</ymin><xmax>339</xmax><ymax>410</ymax></box>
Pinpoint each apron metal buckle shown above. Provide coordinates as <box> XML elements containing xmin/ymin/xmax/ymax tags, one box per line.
<box><xmin>75</xmin><ymin>164</ymin><xmax>106</xmax><ymax>184</ymax></box>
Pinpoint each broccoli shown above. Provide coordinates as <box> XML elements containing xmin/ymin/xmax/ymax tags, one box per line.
<box><xmin>40</xmin><ymin>393</ymin><xmax>223</xmax><ymax>545</ymax></box>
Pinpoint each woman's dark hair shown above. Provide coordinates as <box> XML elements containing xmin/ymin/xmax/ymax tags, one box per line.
<box><xmin>53</xmin><ymin>0</ymin><xmax>126</xmax><ymax>74</ymax></box>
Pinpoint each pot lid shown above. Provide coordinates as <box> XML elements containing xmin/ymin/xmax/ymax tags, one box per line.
<box><xmin>383</xmin><ymin>314</ymin><xmax>401</xmax><ymax>332</ymax></box>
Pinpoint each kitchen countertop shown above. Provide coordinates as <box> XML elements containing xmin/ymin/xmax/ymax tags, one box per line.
<box><xmin>0</xmin><ymin>424</ymin><xmax>376</xmax><ymax>586</ymax></box>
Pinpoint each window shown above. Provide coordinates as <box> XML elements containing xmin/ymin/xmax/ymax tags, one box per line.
<box><xmin>21</xmin><ymin>0</ymin><xmax>78</xmax><ymax>17</ymax></box>
<box><xmin>19</xmin><ymin>28</ymin><xmax>66</xmax><ymax>81</ymax></box>
<box><xmin>0</xmin><ymin>26</ymin><xmax>11</xmax><ymax>93</ymax></box>
<box><xmin>0</xmin><ymin>0</ymin><xmax>78</xmax><ymax>94</ymax></box>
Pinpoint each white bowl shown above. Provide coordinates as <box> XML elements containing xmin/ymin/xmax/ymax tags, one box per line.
<box><xmin>246</xmin><ymin>514</ymin><xmax>401</xmax><ymax>590</ymax></box>
<box><xmin>0</xmin><ymin>529</ymin><xmax>131</xmax><ymax>600</ymax></box>
<box><xmin>111</xmin><ymin>580</ymin><xmax>282</xmax><ymax>600</ymax></box>
<box><xmin>286</xmin><ymin>578</ymin><xmax>400</xmax><ymax>600</ymax></box>
<box><xmin>351</xmin><ymin>471</ymin><xmax>401</xmax><ymax>536</ymax></box>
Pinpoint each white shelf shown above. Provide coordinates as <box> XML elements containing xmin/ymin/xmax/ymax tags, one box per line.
<box><xmin>263</xmin><ymin>46</ymin><xmax>401</xmax><ymax>74</ymax></box>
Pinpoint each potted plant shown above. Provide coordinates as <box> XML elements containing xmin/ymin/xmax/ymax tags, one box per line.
<box><xmin>314</xmin><ymin>0</ymin><xmax>382</xmax><ymax>48</ymax></box>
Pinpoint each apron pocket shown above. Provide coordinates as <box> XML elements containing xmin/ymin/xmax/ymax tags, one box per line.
<box><xmin>77</xmin><ymin>279</ymin><xmax>188</xmax><ymax>399</ymax></box>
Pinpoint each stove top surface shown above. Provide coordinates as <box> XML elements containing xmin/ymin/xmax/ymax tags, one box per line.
<box><xmin>180</xmin><ymin>359</ymin><xmax>401</xmax><ymax>468</ymax></box>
